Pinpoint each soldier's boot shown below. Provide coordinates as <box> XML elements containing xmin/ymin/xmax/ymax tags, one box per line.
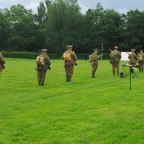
<box><xmin>66</xmin><ymin>75</ymin><xmax>69</xmax><ymax>82</ymax></box>
<box><xmin>67</xmin><ymin>75</ymin><xmax>71</xmax><ymax>82</ymax></box>
<box><xmin>92</xmin><ymin>75</ymin><xmax>95</xmax><ymax>78</ymax></box>
<box><xmin>69</xmin><ymin>75</ymin><xmax>72</xmax><ymax>82</ymax></box>
<box><xmin>92</xmin><ymin>72</ymin><xmax>95</xmax><ymax>78</ymax></box>
<box><xmin>113</xmin><ymin>70</ymin><xmax>115</xmax><ymax>76</ymax></box>
<box><xmin>42</xmin><ymin>81</ymin><xmax>44</xmax><ymax>86</ymax></box>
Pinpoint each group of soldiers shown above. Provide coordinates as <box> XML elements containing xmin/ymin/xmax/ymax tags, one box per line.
<box><xmin>1</xmin><ymin>45</ymin><xmax>144</xmax><ymax>86</ymax></box>
<box><xmin>109</xmin><ymin>46</ymin><xmax>144</xmax><ymax>76</ymax></box>
<box><xmin>36</xmin><ymin>45</ymin><xmax>77</xmax><ymax>85</ymax></box>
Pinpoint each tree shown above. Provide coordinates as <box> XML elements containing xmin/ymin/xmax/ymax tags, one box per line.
<box><xmin>99</xmin><ymin>9</ymin><xmax>125</xmax><ymax>52</ymax></box>
<box><xmin>2</xmin><ymin>4</ymin><xmax>39</xmax><ymax>51</ymax></box>
<box><xmin>125</xmin><ymin>10</ymin><xmax>144</xmax><ymax>51</ymax></box>
<box><xmin>44</xmin><ymin>0</ymin><xmax>82</xmax><ymax>53</ymax></box>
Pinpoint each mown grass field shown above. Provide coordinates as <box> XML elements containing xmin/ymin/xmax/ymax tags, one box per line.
<box><xmin>0</xmin><ymin>58</ymin><xmax>144</xmax><ymax>144</ymax></box>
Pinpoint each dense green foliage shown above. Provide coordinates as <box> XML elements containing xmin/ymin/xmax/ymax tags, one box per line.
<box><xmin>0</xmin><ymin>59</ymin><xmax>144</xmax><ymax>143</ymax></box>
<box><xmin>1</xmin><ymin>0</ymin><xmax>144</xmax><ymax>53</ymax></box>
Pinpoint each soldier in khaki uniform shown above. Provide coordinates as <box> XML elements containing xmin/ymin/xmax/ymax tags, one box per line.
<box><xmin>137</xmin><ymin>49</ymin><xmax>144</xmax><ymax>72</ymax></box>
<box><xmin>109</xmin><ymin>46</ymin><xmax>121</xmax><ymax>76</ymax></box>
<box><xmin>128</xmin><ymin>49</ymin><xmax>137</xmax><ymax>66</ymax></box>
<box><xmin>0</xmin><ymin>52</ymin><xmax>5</xmax><ymax>73</ymax></box>
<box><xmin>89</xmin><ymin>49</ymin><xmax>99</xmax><ymax>78</ymax></box>
<box><xmin>62</xmin><ymin>45</ymin><xmax>77</xmax><ymax>82</ymax></box>
<box><xmin>36</xmin><ymin>49</ymin><xmax>51</xmax><ymax>86</ymax></box>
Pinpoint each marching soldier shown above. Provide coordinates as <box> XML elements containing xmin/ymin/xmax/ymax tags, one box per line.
<box><xmin>137</xmin><ymin>49</ymin><xmax>144</xmax><ymax>72</ymax></box>
<box><xmin>0</xmin><ymin>51</ymin><xmax>5</xmax><ymax>73</ymax></box>
<box><xmin>89</xmin><ymin>49</ymin><xmax>99</xmax><ymax>78</ymax></box>
<box><xmin>36</xmin><ymin>49</ymin><xmax>51</xmax><ymax>86</ymax></box>
<box><xmin>62</xmin><ymin>45</ymin><xmax>77</xmax><ymax>82</ymax></box>
<box><xmin>109</xmin><ymin>46</ymin><xmax>121</xmax><ymax>76</ymax></box>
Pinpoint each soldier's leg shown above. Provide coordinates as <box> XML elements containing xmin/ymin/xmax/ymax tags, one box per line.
<box><xmin>112</xmin><ymin>64</ymin><xmax>115</xmax><ymax>76</ymax></box>
<box><xmin>116</xmin><ymin>63</ymin><xmax>119</xmax><ymax>76</ymax></box>
<box><xmin>139</xmin><ymin>64</ymin><xmax>141</xmax><ymax>72</ymax></box>
<box><xmin>65</xmin><ymin>65</ymin><xmax>69</xmax><ymax>82</ymax></box>
<box><xmin>41</xmin><ymin>71</ymin><xmax>46</xmax><ymax>85</ymax></box>
<box><xmin>92</xmin><ymin>65</ymin><xmax>96</xmax><ymax>78</ymax></box>
<box><xmin>68</xmin><ymin>65</ymin><xmax>74</xmax><ymax>82</ymax></box>
<box><xmin>37</xmin><ymin>71</ymin><xmax>41</xmax><ymax>86</ymax></box>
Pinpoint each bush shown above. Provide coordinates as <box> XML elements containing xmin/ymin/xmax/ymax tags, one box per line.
<box><xmin>2</xmin><ymin>51</ymin><xmax>62</xmax><ymax>59</ymax></box>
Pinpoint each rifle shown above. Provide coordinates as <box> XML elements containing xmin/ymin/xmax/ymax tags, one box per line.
<box><xmin>109</xmin><ymin>48</ymin><xmax>112</xmax><ymax>52</ymax></box>
<box><xmin>126</xmin><ymin>52</ymin><xmax>130</xmax><ymax>55</ymax></box>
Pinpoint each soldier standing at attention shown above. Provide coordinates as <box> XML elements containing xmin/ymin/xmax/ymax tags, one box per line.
<box><xmin>137</xmin><ymin>49</ymin><xmax>144</xmax><ymax>72</ymax></box>
<box><xmin>89</xmin><ymin>49</ymin><xmax>99</xmax><ymax>78</ymax></box>
<box><xmin>128</xmin><ymin>49</ymin><xmax>137</xmax><ymax>66</ymax></box>
<box><xmin>109</xmin><ymin>46</ymin><xmax>121</xmax><ymax>76</ymax></box>
<box><xmin>36</xmin><ymin>49</ymin><xmax>51</xmax><ymax>86</ymax></box>
<box><xmin>62</xmin><ymin>45</ymin><xmax>77</xmax><ymax>82</ymax></box>
<box><xmin>0</xmin><ymin>51</ymin><xmax>5</xmax><ymax>73</ymax></box>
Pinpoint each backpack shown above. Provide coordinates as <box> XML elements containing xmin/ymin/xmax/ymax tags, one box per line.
<box><xmin>63</xmin><ymin>52</ymin><xmax>72</xmax><ymax>61</ymax></box>
<box><xmin>36</xmin><ymin>56</ymin><xmax>45</xmax><ymax>65</ymax></box>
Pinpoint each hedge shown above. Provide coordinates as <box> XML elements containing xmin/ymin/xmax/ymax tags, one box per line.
<box><xmin>1</xmin><ymin>51</ymin><xmax>109</xmax><ymax>60</ymax></box>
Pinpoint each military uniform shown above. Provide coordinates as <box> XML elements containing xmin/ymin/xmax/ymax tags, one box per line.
<box><xmin>0</xmin><ymin>52</ymin><xmax>5</xmax><ymax>72</ymax></box>
<box><xmin>109</xmin><ymin>46</ymin><xmax>121</xmax><ymax>76</ymax></box>
<box><xmin>62</xmin><ymin>45</ymin><xmax>77</xmax><ymax>82</ymax></box>
<box><xmin>137</xmin><ymin>50</ymin><xmax>144</xmax><ymax>72</ymax></box>
<box><xmin>89</xmin><ymin>49</ymin><xmax>99</xmax><ymax>78</ymax></box>
<box><xmin>128</xmin><ymin>49</ymin><xmax>137</xmax><ymax>66</ymax></box>
<box><xmin>36</xmin><ymin>49</ymin><xmax>51</xmax><ymax>86</ymax></box>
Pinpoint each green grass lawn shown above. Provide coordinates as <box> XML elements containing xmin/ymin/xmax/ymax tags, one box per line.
<box><xmin>0</xmin><ymin>58</ymin><xmax>144</xmax><ymax>144</ymax></box>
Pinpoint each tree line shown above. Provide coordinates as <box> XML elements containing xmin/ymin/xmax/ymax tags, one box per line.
<box><xmin>0</xmin><ymin>0</ymin><xmax>144</xmax><ymax>54</ymax></box>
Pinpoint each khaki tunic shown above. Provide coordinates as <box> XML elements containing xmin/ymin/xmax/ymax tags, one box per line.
<box><xmin>128</xmin><ymin>52</ymin><xmax>137</xmax><ymax>65</ymax></box>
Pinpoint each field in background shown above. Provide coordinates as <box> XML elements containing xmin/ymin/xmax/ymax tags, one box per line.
<box><xmin>0</xmin><ymin>58</ymin><xmax>144</xmax><ymax>144</ymax></box>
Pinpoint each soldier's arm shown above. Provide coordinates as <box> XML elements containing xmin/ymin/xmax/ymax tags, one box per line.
<box><xmin>45</xmin><ymin>55</ymin><xmax>51</xmax><ymax>65</ymax></box>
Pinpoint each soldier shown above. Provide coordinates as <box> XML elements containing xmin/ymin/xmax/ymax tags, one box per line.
<box><xmin>62</xmin><ymin>45</ymin><xmax>77</xmax><ymax>82</ymax></box>
<box><xmin>128</xmin><ymin>49</ymin><xmax>137</xmax><ymax>66</ymax></box>
<box><xmin>89</xmin><ymin>49</ymin><xmax>99</xmax><ymax>78</ymax></box>
<box><xmin>109</xmin><ymin>46</ymin><xmax>121</xmax><ymax>76</ymax></box>
<box><xmin>0</xmin><ymin>51</ymin><xmax>5</xmax><ymax>73</ymax></box>
<box><xmin>36</xmin><ymin>49</ymin><xmax>51</xmax><ymax>86</ymax></box>
<box><xmin>137</xmin><ymin>49</ymin><xmax>144</xmax><ymax>72</ymax></box>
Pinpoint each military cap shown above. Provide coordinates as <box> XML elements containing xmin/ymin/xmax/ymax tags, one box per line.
<box><xmin>94</xmin><ymin>49</ymin><xmax>98</xmax><ymax>51</ymax></box>
<box><xmin>41</xmin><ymin>49</ymin><xmax>47</xmax><ymax>52</ymax></box>
<box><xmin>67</xmin><ymin>45</ymin><xmax>73</xmax><ymax>48</ymax></box>
<box><xmin>131</xmin><ymin>49</ymin><xmax>135</xmax><ymax>51</ymax></box>
<box><xmin>114</xmin><ymin>46</ymin><xmax>118</xmax><ymax>49</ymax></box>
